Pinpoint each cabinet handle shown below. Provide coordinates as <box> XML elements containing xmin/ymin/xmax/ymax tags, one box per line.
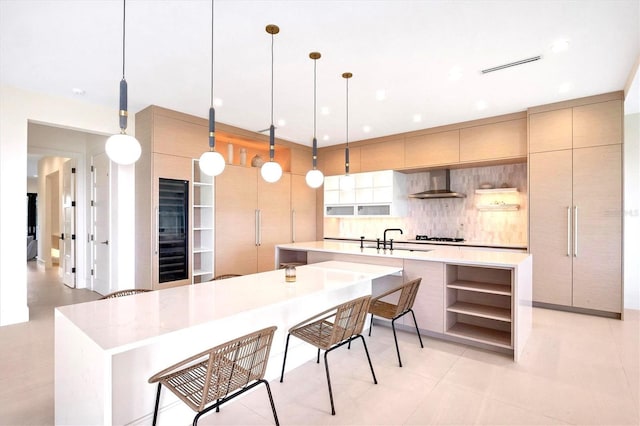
<box><xmin>155</xmin><ymin>207</ymin><xmax>159</xmax><ymax>255</ymax></box>
<box><xmin>258</xmin><ymin>209</ymin><xmax>262</xmax><ymax>246</ymax></box>
<box><xmin>291</xmin><ymin>209</ymin><xmax>296</xmax><ymax>243</ymax></box>
<box><xmin>255</xmin><ymin>209</ymin><xmax>259</xmax><ymax>246</ymax></box>
<box><xmin>574</xmin><ymin>206</ymin><xmax>578</xmax><ymax>257</ymax></box>
<box><xmin>567</xmin><ymin>207</ymin><xmax>571</xmax><ymax>256</ymax></box>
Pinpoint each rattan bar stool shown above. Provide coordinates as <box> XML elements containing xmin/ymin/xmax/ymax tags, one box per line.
<box><xmin>279</xmin><ymin>295</ymin><xmax>376</xmax><ymax>415</ymax></box>
<box><xmin>99</xmin><ymin>289</ymin><xmax>152</xmax><ymax>299</ymax></box>
<box><xmin>368</xmin><ymin>277</ymin><xmax>423</xmax><ymax>367</ymax></box>
<box><xmin>148</xmin><ymin>326</ymin><xmax>279</xmax><ymax>426</ymax></box>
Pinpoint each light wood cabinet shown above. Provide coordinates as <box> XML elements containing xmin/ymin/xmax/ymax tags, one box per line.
<box><xmin>319</xmin><ymin>146</ymin><xmax>360</xmax><ymax>176</ymax></box>
<box><xmin>573</xmin><ymin>100</ymin><xmax>623</xmax><ymax>149</ymax></box>
<box><xmin>529</xmin><ymin>108</ymin><xmax>572</xmax><ymax>153</ymax></box>
<box><xmin>359</xmin><ymin>139</ymin><xmax>404</xmax><ymax>171</ymax></box>
<box><xmin>215</xmin><ymin>165</ymin><xmax>296</xmax><ymax>275</ymax></box>
<box><xmin>404</xmin><ymin>130</ymin><xmax>460</xmax><ymax>168</ymax></box>
<box><xmin>529</xmin><ymin>145</ymin><xmax>622</xmax><ymax>314</ymax></box>
<box><xmin>291</xmin><ymin>174</ymin><xmax>317</xmax><ymax>243</ymax></box>
<box><xmin>459</xmin><ymin>118</ymin><xmax>527</xmax><ymax>162</ymax></box>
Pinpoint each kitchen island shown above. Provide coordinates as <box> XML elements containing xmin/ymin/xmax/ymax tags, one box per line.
<box><xmin>54</xmin><ymin>261</ymin><xmax>402</xmax><ymax>426</ymax></box>
<box><xmin>277</xmin><ymin>241</ymin><xmax>532</xmax><ymax>362</ymax></box>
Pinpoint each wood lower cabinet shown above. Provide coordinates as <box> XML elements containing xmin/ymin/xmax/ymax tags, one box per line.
<box><xmin>403</xmin><ymin>260</ymin><xmax>444</xmax><ymax>333</ymax></box>
<box><xmin>529</xmin><ymin>145</ymin><xmax>622</xmax><ymax>314</ymax></box>
<box><xmin>215</xmin><ymin>165</ymin><xmax>295</xmax><ymax>275</ymax></box>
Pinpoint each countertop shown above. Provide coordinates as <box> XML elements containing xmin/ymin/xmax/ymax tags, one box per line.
<box><xmin>324</xmin><ymin>237</ymin><xmax>528</xmax><ymax>250</ymax></box>
<box><xmin>278</xmin><ymin>241</ymin><xmax>531</xmax><ymax>268</ymax></box>
<box><xmin>55</xmin><ymin>261</ymin><xmax>402</xmax><ymax>352</ymax></box>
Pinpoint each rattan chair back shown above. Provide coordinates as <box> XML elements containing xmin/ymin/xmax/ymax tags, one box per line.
<box><xmin>331</xmin><ymin>295</ymin><xmax>371</xmax><ymax>344</ymax></box>
<box><xmin>149</xmin><ymin>326</ymin><xmax>277</xmax><ymax>413</ymax></box>
<box><xmin>393</xmin><ymin>277</ymin><xmax>421</xmax><ymax>316</ymax></box>
<box><xmin>99</xmin><ymin>289</ymin><xmax>152</xmax><ymax>299</ymax></box>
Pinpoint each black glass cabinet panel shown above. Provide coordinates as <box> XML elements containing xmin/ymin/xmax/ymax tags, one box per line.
<box><xmin>158</xmin><ymin>178</ymin><xmax>189</xmax><ymax>283</ymax></box>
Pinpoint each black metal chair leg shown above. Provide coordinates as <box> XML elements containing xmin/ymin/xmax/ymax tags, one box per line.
<box><xmin>261</xmin><ymin>379</ymin><xmax>280</xmax><ymax>426</ymax></box>
<box><xmin>391</xmin><ymin>317</ymin><xmax>402</xmax><ymax>367</ymax></box>
<box><xmin>317</xmin><ymin>348</ymin><xmax>321</xmax><ymax>363</ymax></box>
<box><xmin>323</xmin><ymin>350</ymin><xmax>336</xmax><ymax>415</ymax></box>
<box><xmin>152</xmin><ymin>383</ymin><xmax>162</xmax><ymax>426</ymax></box>
<box><xmin>368</xmin><ymin>313</ymin><xmax>374</xmax><ymax>336</ymax></box>
<box><xmin>409</xmin><ymin>309</ymin><xmax>424</xmax><ymax>348</ymax></box>
<box><xmin>280</xmin><ymin>334</ymin><xmax>291</xmax><ymax>382</ymax></box>
<box><xmin>357</xmin><ymin>334</ymin><xmax>378</xmax><ymax>384</ymax></box>
<box><xmin>215</xmin><ymin>398</ymin><xmax>220</xmax><ymax>412</ymax></box>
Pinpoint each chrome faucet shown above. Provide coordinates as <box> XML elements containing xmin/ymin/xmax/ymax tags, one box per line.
<box><xmin>383</xmin><ymin>228</ymin><xmax>403</xmax><ymax>250</ymax></box>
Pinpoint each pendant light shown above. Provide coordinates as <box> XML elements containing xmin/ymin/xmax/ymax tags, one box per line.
<box><xmin>260</xmin><ymin>24</ymin><xmax>283</xmax><ymax>183</ymax></box>
<box><xmin>198</xmin><ymin>0</ymin><xmax>225</xmax><ymax>176</ymax></box>
<box><xmin>105</xmin><ymin>0</ymin><xmax>141</xmax><ymax>165</ymax></box>
<box><xmin>305</xmin><ymin>52</ymin><xmax>324</xmax><ymax>189</ymax></box>
<box><xmin>341</xmin><ymin>72</ymin><xmax>354</xmax><ymax>190</ymax></box>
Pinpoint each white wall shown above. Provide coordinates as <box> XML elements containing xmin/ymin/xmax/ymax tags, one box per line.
<box><xmin>624</xmin><ymin>112</ymin><xmax>639</xmax><ymax>310</ymax></box>
<box><xmin>0</xmin><ymin>85</ymin><xmax>136</xmax><ymax>326</ymax></box>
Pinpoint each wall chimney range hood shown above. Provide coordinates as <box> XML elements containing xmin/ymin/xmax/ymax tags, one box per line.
<box><xmin>409</xmin><ymin>169</ymin><xmax>466</xmax><ymax>199</ymax></box>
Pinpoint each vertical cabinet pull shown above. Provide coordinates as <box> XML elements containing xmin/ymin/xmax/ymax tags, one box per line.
<box><xmin>256</xmin><ymin>209</ymin><xmax>262</xmax><ymax>246</ymax></box>
<box><xmin>291</xmin><ymin>209</ymin><xmax>296</xmax><ymax>243</ymax></box>
<box><xmin>567</xmin><ymin>207</ymin><xmax>571</xmax><ymax>256</ymax></box>
<box><xmin>155</xmin><ymin>207</ymin><xmax>159</xmax><ymax>255</ymax></box>
<box><xmin>255</xmin><ymin>209</ymin><xmax>259</xmax><ymax>246</ymax></box>
<box><xmin>574</xmin><ymin>206</ymin><xmax>578</xmax><ymax>257</ymax></box>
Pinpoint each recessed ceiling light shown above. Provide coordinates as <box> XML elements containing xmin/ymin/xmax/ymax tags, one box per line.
<box><xmin>375</xmin><ymin>89</ymin><xmax>386</xmax><ymax>101</ymax></box>
<box><xmin>362</xmin><ymin>125</ymin><xmax>371</xmax><ymax>133</ymax></box>
<box><xmin>475</xmin><ymin>100</ymin><xmax>488</xmax><ymax>110</ymax></box>
<box><xmin>277</xmin><ymin>119</ymin><xmax>286</xmax><ymax>127</ymax></box>
<box><xmin>72</xmin><ymin>87</ymin><xmax>85</xmax><ymax>95</ymax></box>
<box><xmin>551</xmin><ymin>39</ymin><xmax>570</xmax><ymax>53</ymax></box>
<box><xmin>558</xmin><ymin>82</ymin><xmax>572</xmax><ymax>93</ymax></box>
<box><xmin>448</xmin><ymin>66</ymin><xmax>463</xmax><ymax>81</ymax></box>
<box><xmin>412</xmin><ymin>114</ymin><xmax>422</xmax><ymax>123</ymax></box>
<box><xmin>322</xmin><ymin>134</ymin><xmax>330</xmax><ymax>141</ymax></box>
<box><xmin>214</xmin><ymin>98</ymin><xmax>223</xmax><ymax>107</ymax></box>
<box><xmin>321</xmin><ymin>106</ymin><xmax>330</xmax><ymax>115</ymax></box>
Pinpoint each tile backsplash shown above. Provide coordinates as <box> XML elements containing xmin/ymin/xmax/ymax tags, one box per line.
<box><xmin>324</xmin><ymin>163</ymin><xmax>528</xmax><ymax>245</ymax></box>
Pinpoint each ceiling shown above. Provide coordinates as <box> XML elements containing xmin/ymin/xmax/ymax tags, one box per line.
<box><xmin>1</xmin><ymin>0</ymin><xmax>638</xmax><ymax>148</ymax></box>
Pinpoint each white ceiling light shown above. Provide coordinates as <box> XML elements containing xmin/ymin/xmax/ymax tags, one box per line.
<box><xmin>448</xmin><ymin>66</ymin><xmax>463</xmax><ymax>81</ymax></box>
<box><xmin>260</xmin><ymin>24</ymin><xmax>283</xmax><ymax>183</ymax></box>
<box><xmin>277</xmin><ymin>118</ymin><xmax>286</xmax><ymax>127</ymax></box>
<box><xmin>362</xmin><ymin>125</ymin><xmax>371</xmax><ymax>133</ymax></box>
<box><xmin>551</xmin><ymin>39</ymin><xmax>570</xmax><ymax>53</ymax></box>
<box><xmin>322</xmin><ymin>134</ymin><xmax>330</xmax><ymax>141</ymax></box>
<box><xmin>321</xmin><ymin>107</ymin><xmax>330</xmax><ymax>115</ymax></box>
<box><xmin>375</xmin><ymin>89</ymin><xmax>386</xmax><ymax>101</ymax></box>
<box><xmin>213</xmin><ymin>98</ymin><xmax>223</xmax><ymax>107</ymax></box>
<box><xmin>105</xmin><ymin>0</ymin><xmax>141</xmax><ymax>166</ymax></box>
<box><xmin>558</xmin><ymin>82</ymin><xmax>572</xmax><ymax>93</ymax></box>
<box><xmin>475</xmin><ymin>100</ymin><xmax>488</xmax><ymax>110</ymax></box>
<box><xmin>72</xmin><ymin>87</ymin><xmax>85</xmax><ymax>95</ymax></box>
<box><xmin>412</xmin><ymin>113</ymin><xmax>422</xmax><ymax>123</ymax></box>
<box><xmin>199</xmin><ymin>0</ymin><xmax>225</xmax><ymax>177</ymax></box>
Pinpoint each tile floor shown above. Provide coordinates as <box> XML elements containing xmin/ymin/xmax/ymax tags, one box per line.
<box><xmin>0</xmin><ymin>262</ymin><xmax>638</xmax><ymax>425</ymax></box>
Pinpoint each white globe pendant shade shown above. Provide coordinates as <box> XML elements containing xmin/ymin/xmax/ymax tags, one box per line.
<box><xmin>199</xmin><ymin>150</ymin><xmax>225</xmax><ymax>176</ymax></box>
<box><xmin>105</xmin><ymin>133</ymin><xmax>141</xmax><ymax>165</ymax></box>
<box><xmin>305</xmin><ymin>169</ymin><xmax>324</xmax><ymax>188</ymax></box>
<box><xmin>261</xmin><ymin>160</ymin><xmax>282</xmax><ymax>183</ymax></box>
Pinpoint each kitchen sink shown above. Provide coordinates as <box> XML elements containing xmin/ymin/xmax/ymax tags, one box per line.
<box><xmin>363</xmin><ymin>244</ymin><xmax>432</xmax><ymax>253</ymax></box>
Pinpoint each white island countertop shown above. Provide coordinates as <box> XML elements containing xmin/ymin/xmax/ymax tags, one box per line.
<box><xmin>277</xmin><ymin>241</ymin><xmax>530</xmax><ymax>268</ymax></box>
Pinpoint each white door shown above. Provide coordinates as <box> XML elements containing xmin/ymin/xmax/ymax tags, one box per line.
<box><xmin>61</xmin><ymin>159</ymin><xmax>76</xmax><ymax>288</ymax></box>
<box><xmin>91</xmin><ymin>153</ymin><xmax>111</xmax><ymax>295</ymax></box>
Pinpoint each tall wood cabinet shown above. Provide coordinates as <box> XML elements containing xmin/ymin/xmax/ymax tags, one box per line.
<box><xmin>528</xmin><ymin>94</ymin><xmax>623</xmax><ymax>315</ymax></box>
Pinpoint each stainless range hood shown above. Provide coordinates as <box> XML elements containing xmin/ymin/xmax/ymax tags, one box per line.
<box><xmin>409</xmin><ymin>169</ymin><xmax>466</xmax><ymax>199</ymax></box>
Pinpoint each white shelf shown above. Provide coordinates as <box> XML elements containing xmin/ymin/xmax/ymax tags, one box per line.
<box><xmin>193</xmin><ymin>182</ymin><xmax>213</xmax><ymax>187</ymax></box>
<box><xmin>194</xmin><ymin>227</ymin><xmax>213</xmax><ymax>231</ymax></box>
<box><xmin>192</xmin><ymin>269</ymin><xmax>213</xmax><ymax>277</ymax></box>
<box><xmin>475</xmin><ymin>187</ymin><xmax>518</xmax><ymax>194</ymax></box>
<box><xmin>447</xmin><ymin>280</ymin><xmax>511</xmax><ymax>296</ymax></box>
<box><xmin>446</xmin><ymin>323</ymin><xmax>512</xmax><ymax>349</ymax></box>
<box><xmin>193</xmin><ymin>247</ymin><xmax>213</xmax><ymax>253</ymax></box>
<box><xmin>193</xmin><ymin>204</ymin><xmax>214</xmax><ymax>208</ymax></box>
<box><xmin>476</xmin><ymin>203</ymin><xmax>520</xmax><ymax>211</ymax></box>
<box><xmin>447</xmin><ymin>301</ymin><xmax>511</xmax><ymax>322</ymax></box>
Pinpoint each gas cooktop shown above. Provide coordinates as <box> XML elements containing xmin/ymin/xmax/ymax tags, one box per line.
<box><xmin>415</xmin><ymin>235</ymin><xmax>465</xmax><ymax>242</ymax></box>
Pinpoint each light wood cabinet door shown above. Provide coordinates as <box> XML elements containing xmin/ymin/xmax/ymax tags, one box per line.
<box><xmin>403</xmin><ymin>259</ymin><xmax>444</xmax><ymax>333</ymax></box>
<box><xmin>529</xmin><ymin>108</ymin><xmax>572</xmax><ymax>153</ymax></box>
<box><xmin>404</xmin><ymin>130</ymin><xmax>460</xmax><ymax>168</ymax></box>
<box><xmin>529</xmin><ymin>150</ymin><xmax>573</xmax><ymax>306</ymax></box>
<box><xmin>257</xmin><ymin>173</ymin><xmax>291</xmax><ymax>272</ymax></box>
<box><xmin>359</xmin><ymin>139</ymin><xmax>404</xmax><ymax>171</ymax></box>
<box><xmin>573</xmin><ymin>100</ymin><xmax>623</xmax><ymax>149</ymax></box>
<box><xmin>291</xmin><ymin>174</ymin><xmax>317</xmax><ymax>244</ymax></box>
<box><xmin>215</xmin><ymin>165</ymin><xmax>258</xmax><ymax>276</ymax></box>
<box><xmin>572</xmin><ymin>144</ymin><xmax>622</xmax><ymax>313</ymax></box>
<box><xmin>153</xmin><ymin>114</ymin><xmax>206</xmax><ymax>159</ymax></box>
<box><xmin>459</xmin><ymin>118</ymin><xmax>527</xmax><ymax>162</ymax></box>
<box><xmin>319</xmin><ymin>146</ymin><xmax>360</xmax><ymax>176</ymax></box>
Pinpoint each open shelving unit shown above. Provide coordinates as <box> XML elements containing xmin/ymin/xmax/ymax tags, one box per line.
<box><xmin>192</xmin><ymin>160</ymin><xmax>214</xmax><ymax>283</ymax></box>
<box><xmin>475</xmin><ymin>187</ymin><xmax>520</xmax><ymax>211</ymax></box>
<box><xmin>445</xmin><ymin>264</ymin><xmax>514</xmax><ymax>350</ymax></box>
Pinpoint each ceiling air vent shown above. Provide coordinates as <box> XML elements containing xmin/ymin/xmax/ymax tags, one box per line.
<box><xmin>481</xmin><ymin>55</ymin><xmax>542</xmax><ymax>74</ymax></box>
